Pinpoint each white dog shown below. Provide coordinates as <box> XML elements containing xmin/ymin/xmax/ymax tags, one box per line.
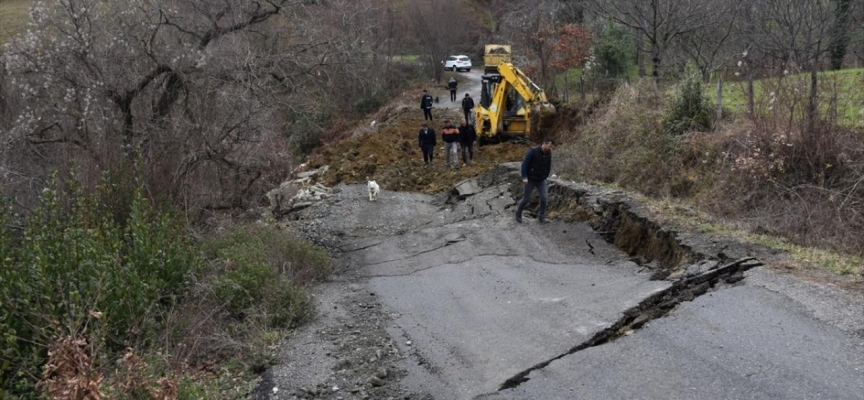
<box><xmin>367</xmin><ymin>180</ymin><xmax>380</xmax><ymax>202</ymax></box>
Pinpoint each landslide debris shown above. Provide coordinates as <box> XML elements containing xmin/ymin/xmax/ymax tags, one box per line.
<box><xmin>306</xmin><ymin>106</ymin><xmax>530</xmax><ymax>194</ymax></box>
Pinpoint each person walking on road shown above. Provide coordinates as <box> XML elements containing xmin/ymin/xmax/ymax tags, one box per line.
<box><xmin>515</xmin><ymin>138</ymin><xmax>555</xmax><ymax>223</ymax></box>
<box><xmin>458</xmin><ymin>121</ymin><xmax>477</xmax><ymax>165</ymax></box>
<box><xmin>420</xmin><ymin>89</ymin><xmax>434</xmax><ymax>121</ymax></box>
<box><xmin>448</xmin><ymin>77</ymin><xmax>458</xmax><ymax>102</ymax></box>
<box><xmin>418</xmin><ymin>122</ymin><xmax>436</xmax><ymax>167</ymax></box>
<box><xmin>441</xmin><ymin>119</ymin><xmax>461</xmax><ymax>169</ymax></box>
<box><xmin>461</xmin><ymin>93</ymin><xmax>475</xmax><ymax>125</ymax></box>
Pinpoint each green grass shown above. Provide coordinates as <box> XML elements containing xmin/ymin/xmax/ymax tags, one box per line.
<box><xmin>0</xmin><ymin>0</ymin><xmax>30</xmax><ymax>44</ymax></box>
<box><xmin>709</xmin><ymin>68</ymin><xmax>864</xmax><ymax>126</ymax></box>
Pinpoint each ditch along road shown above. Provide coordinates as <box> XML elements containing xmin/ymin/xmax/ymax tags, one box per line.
<box><xmin>254</xmin><ymin>164</ymin><xmax>864</xmax><ymax>400</ymax></box>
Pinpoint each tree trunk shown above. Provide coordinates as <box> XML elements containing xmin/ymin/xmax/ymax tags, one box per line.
<box><xmin>580</xmin><ymin>75</ymin><xmax>586</xmax><ymax>101</ymax></box>
<box><xmin>652</xmin><ymin>49</ymin><xmax>661</xmax><ymax>104</ymax></box>
<box><xmin>807</xmin><ymin>62</ymin><xmax>818</xmax><ymax>133</ymax></box>
<box><xmin>715</xmin><ymin>75</ymin><xmax>723</xmax><ymax>128</ymax></box>
<box><xmin>650</xmin><ymin>0</ymin><xmax>661</xmax><ymax>104</ymax></box>
<box><xmin>828</xmin><ymin>0</ymin><xmax>852</xmax><ymax>70</ymax></box>
<box><xmin>635</xmin><ymin>27</ymin><xmax>646</xmax><ymax>77</ymax></box>
<box><xmin>563</xmin><ymin>72</ymin><xmax>569</xmax><ymax>103</ymax></box>
<box><xmin>746</xmin><ymin>64</ymin><xmax>754</xmax><ymax>116</ymax></box>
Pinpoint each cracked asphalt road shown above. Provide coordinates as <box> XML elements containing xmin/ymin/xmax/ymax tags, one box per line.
<box><xmin>260</xmin><ymin>168</ymin><xmax>864</xmax><ymax>400</ymax></box>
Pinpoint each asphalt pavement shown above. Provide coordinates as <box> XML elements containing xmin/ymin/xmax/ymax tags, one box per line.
<box><xmin>261</xmin><ymin>163</ymin><xmax>864</xmax><ymax>400</ymax></box>
<box><xmin>346</xmin><ymin>171</ymin><xmax>863</xmax><ymax>399</ymax></box>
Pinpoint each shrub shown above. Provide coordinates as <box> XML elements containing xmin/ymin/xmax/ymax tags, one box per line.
<box><xmin>591</xmin><ymin>24</ymin><xmax>633</xmax><ymax>80</ymax></box>
<box><xmin>663</xmin><ymin>63</ymin><xmax>713</xmax><ymax>136</ymax></box>
<box><xmin>205</xmin><ymin>225</ymin><xmax>331</xmax><ymax>328</ymax></box>
<box><xmin>0</xmin><ymin>173</ymin><xmax>198</xmax><ymax>397</ymax></box>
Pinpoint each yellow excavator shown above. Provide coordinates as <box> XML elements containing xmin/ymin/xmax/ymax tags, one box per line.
<box><xmin>475</xmin><ymin>62</ymin><xmax>556</xmax><ymax>142</ymax></box>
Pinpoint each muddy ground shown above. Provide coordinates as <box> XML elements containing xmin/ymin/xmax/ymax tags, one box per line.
<box><xmin>304</xmin><ymin>69</ymin><xmax>533</xmax><ymax>195</ymax></box>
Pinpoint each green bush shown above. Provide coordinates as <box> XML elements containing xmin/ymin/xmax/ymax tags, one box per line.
<box><xmin>205</xmin><ymin>225</ymin><xmax>331</xmax><ymax>328</ymax></box>
<box><xmin>591</xmin><ymin>24</ymin><xmax>634</xmax><ymax>80</ymax></box>
<box><xmin>663</xmin><ymin>63</ymin><xmax>713</xmax><ymax>136</ymax></box>
<box><xmin>0</xmin><ymin>173</ymin><xmax>198</xmax><ymax>398</ymax></box>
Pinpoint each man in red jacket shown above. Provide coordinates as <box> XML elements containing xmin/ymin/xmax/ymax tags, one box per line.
<box><xmin>441</xmin><ymin>119</ymin><xmax>461</xmax><ymax>169</ymax></box>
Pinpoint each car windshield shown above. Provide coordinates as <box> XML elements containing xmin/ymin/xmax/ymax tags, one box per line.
<box><xmin>448</xmin><ymin>56</ymin><xmax>458</xmax><ymax>61</ymax></box>
<box><xmin>458</xmin><ymin>57</ymin><xmax>469</xmax><ymax>61</ymax></box>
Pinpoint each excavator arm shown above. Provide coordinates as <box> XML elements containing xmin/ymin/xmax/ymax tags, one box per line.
<box><xmin>475</xmin><ymin>62</ymin><xmax>555</xmax><ymax>141</ymax></box>
<box><xmin>496</xmin><ymin>63</ymin><xmax>549</xmax><ymax>105</ymax></box>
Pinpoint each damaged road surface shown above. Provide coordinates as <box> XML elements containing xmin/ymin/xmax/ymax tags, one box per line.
<box><xmin>260</xmin><ymin>165</ymin><xmax>864</xmax><ymax>400</ymax></box>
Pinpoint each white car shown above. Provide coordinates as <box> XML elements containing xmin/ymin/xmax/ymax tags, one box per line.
<box><xmin>443</xmin><ymin>55</ymin><xmax>472</xmax><ymax>72</ymax></box>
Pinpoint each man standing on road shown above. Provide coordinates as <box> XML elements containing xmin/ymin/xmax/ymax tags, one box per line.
<box><xmin>458</xmin><ymin>121</ymin><xmax>477</xmax><ymax>165</ymax></box>
<box><xmin>420</xmin><ymin>89</ymin><xmax>434</xmax><ymax>121</ymax></box>
<box><xmin>441</xmin><ymin>119</ymin><xmax>461</xmax><ymax>169</ymax></box>
<box><xmin>461</xmin><ymin>93</ymin><xmax>475</xmax><ymax>125</ymax></box>
<box><xmin>448</xmin><ymin>77</ymin><xmax>458</xmax><ymax>102</ymax></box>
<box><xmin>515</xmin><ymin>138</ymin><xmax>555</xmax><ymax>223</ymax></box>
<box><xmin>418</xmin><ymin>122</ymin><xmax>436</xmax><ymax>167</ymax></box>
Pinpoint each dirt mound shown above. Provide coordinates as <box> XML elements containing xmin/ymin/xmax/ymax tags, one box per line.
<box><xmin>308</xmin><ymin>106</ymin><xmax>531</xmax><ymax>194</ymax></box>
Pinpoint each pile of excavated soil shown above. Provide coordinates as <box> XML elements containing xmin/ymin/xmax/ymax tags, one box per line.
<box><xmin>307</xmin><ymin>106</ymin><xmax>531</xmax><ymax>194</ymax></box>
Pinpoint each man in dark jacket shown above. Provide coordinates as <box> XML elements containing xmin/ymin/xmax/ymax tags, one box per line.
<box><xmin>420</xmin><ymin>89</ymin><xmax>434</xmax><ymax>121</ymax></box>
<box><xmin>448</xmin><ymin>77</ymin><xmax>458</xmax><ymax>102</ymax></box>
<box><xmin>441</xmin><ymin>119</ymin><xmax>461</xmax><ymax>168</ymax></box>
<box><xmin>461</xmin><ymin>93</ymin><xmax>475</xmax><ymax>125</ymax></box>
<box><xmin>418</xmin><ymin>122</ymin><xmax>436</xmax><ymax>167</ymax></box>
<box><xmin>515</xmin><ymin>138</ymin><xmax>555</xmax><ymax>223</ymax></box>
<box><xmin>458</xmin><ymin>121</ymin><xmax>477</xmax><ymax>164</ymax></box>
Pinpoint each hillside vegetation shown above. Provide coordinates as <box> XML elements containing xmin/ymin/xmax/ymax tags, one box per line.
<box><xmin>554</xmin><ymin>77</ymin><xmax>864</xmax><ymax>278</ymax></box>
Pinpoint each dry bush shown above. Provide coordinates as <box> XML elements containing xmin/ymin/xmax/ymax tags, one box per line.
<box><xmin>707</xmin><ymin>118</ymin><xmax>864</xmax><ymax>256</ymax></box>
<box><xmin>557</xmin><ymin>80</ymin><xmax>680</xmax><ymax>196</ymax></box>
<box><xmin>113</xmin><ymin>348</ymin><xmax>177</xmax><ymax>400</ymax></box>
<box><xmin>557</xmin><ymin>74</ymin><xmax>864</xmax><ymax>259</ymax></box>
<box><xmin>701</xmin><ymin>70</ymin><xmax>864</xmax><ymax>256</ymax></box>
<box><xmin>38</xmin><ymin>335</ymin><xmax>105</xmax><ymax>400</ymax></box>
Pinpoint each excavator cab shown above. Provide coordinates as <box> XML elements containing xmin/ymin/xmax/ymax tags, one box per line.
<box><xmin>475</xmin><ymin>63</ymin><xmax>555</xmax><ymax>143</ymax></box>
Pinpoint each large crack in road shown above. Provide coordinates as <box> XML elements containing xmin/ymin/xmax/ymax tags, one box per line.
<box><xmin>258</xmin><ymin>164</ymin><xmax>864</xmax><ymax>400</ymax></box>
<box><xmin>497</xmin><ymin>257</ymin><xmax>762</xmax><ymax>391</ymax></box>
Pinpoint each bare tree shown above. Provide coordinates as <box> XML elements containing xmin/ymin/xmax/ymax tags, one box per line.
<box><xmin>674</xmin><ymin>0</ymin><xmax>746</xmax><ymax>82</ymax></box>
<box><xmin>406</xmin><ymin>0</ymin><xmax>475</xmax><ymax>83</ymax></box>
<box><xmin>749</xmin><ymin>0</ymin><xmax>837</xmax><ymax>132</ymax></box>
<box><xmin>0</xmin><ymin>0</ymin><xmax>404</xmax><ymax>210</ymax></box>
<box><xmin>475</xmin><ymin>0</ymin><xmax>524</xmax><ymax>36</ymax></box>
<box><xmin>499</xmin><ymin>0</ymin><xmax>564</xmax><ymax>87</ymax></box>
<box><xmin>586</xmin><ymin>0</ymin><xmax>715</xmax><ymax>100</ymax></box>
